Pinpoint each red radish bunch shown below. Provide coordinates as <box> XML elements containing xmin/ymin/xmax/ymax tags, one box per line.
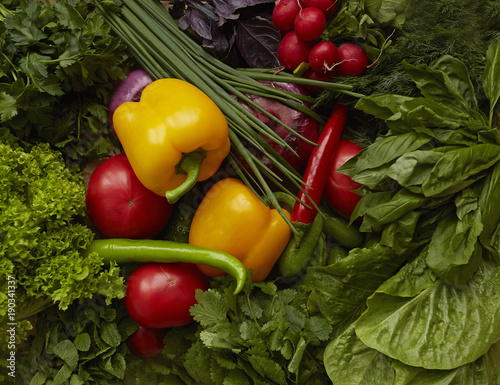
<box><xmin>274</xmin><ymin>0</ymin><xmax>337</xmax><ymax>72</ymax></box>
<box><xmin>273</xmin><ymin>0</ymin><xmax>369</xmax><ymax>79</ymax></box>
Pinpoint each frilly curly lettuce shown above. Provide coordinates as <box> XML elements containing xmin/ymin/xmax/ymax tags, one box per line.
<box><xmin>0</xmin><ymin>140</ymin><xmax>126</xmax><ymax>338</ymax></box>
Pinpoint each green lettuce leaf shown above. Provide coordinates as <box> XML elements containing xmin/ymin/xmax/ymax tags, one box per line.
<box><xmin>483</xmin><ymin>42</ymin><xmax>500</xmax><ymax>126</ymax></box>
<box><xmin>355</xmin><ymin>261</ymin><xmax>500</xmax><ymax>370</ymax></box>
<box><xmin>0</xmin><ymin>140</ymin><xmax>126</xmax><ymax>349</ymax></box>
<box><xmin>305</xmin><ymin>243</ymin><xmax>406</xmax><ymax>326</ymax></box>
<box><xmin>324</xmin><ymin>323</ymin><xmax>396</xmax><ymax>385</ymax></box>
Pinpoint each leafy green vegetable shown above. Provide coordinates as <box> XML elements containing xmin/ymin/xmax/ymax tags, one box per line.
<box><xmin>16</xmin><ymin>297</ymin><xmax>137</xmax><ymax>385</ymax></box>
<box><xmin>324</xmin><ymin>0</ymin><xmax>408</xmax><ymax>44</ymax></box>
<box><xmin>356</xmin><ymin>260</ymin><xmax>500</xmax><ymax>370</ymax></box>
<box><xmin>322</xmin><ymin>43</ymin><xmax>500</xmax><ymax>382</ymax></box>
<box><xmin>0</xmin><ymin>139</ymin><xmax>126</xmax><ymax>354</ymax></box>
<box><xmin>126</xmin><ymin>274</ymin><xmax>333</xmax><ymax>384</ymax></box>
<box><xmin>325</xmin><ymin>322</ymin><xmax>500</xmax><ymax>385</ymax></box>
<box><xmin>0</xmin><ymin>0</ymin><xmax>130</xmax><ymax>167</ymax></box>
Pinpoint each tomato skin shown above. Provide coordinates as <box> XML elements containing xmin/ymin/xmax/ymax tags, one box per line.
<box><xmin>124</xmin><ymin>262</ymin><xmax>209</xmax><ymax>329</ymax></box>
<box><xmin>127</xmin><ymin>326</ymin><xmax>166</xmax><ymax>358</ymax></box>
<box><xmin>86</xmin><ymin>154</ymin><xmax>172</xmax><ymax>239</ymax></box>
<box><xmin>324</xmin><ymin>139</ymin><xmax>363</xmax><ymax>219</ymax></box>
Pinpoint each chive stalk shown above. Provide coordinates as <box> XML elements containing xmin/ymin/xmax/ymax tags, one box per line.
<box><xmin>94</xmin><ymin>0</ymin><xmax>360</xmax><ymax>233</ymax></box>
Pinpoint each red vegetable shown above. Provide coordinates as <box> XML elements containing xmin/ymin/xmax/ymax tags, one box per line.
<box><xmin>337</xmin><ymin>43</ymin><xmax>369</xmax><ymax>76</ymax></box>
<box><xmin>272</xmin><ymin>0</ymin><xmax>303</xmax><ymax>33</ymax></box>
<box><xmin>278</xmin><ymin>30</ymin><xmax>315</xmax><ymax>71</ymax></box>
<box><xmin>127</xmin><ymin>326</ymin><xmax>166</xmax><ymax>358</ymax></box>
<box><xmin>309</xmin><ymin>41</ymin><xmax>339</xmax><ymax>74</ymax></box>
<box><xmin>291</xmin><ymin>101</ymin><xmax>348</xmax><ymax>224</ymax></box>
<box><xmin>86</xmin><ymin>154</ymin><xmax>172</xmax><ymax>239</ymax></box>
<box><xmin>234</xmin><ymin>81</ymin><xmax>320</xmax><ymax>173</ymax></box>
<box><xmin>293</xmin><ymin>7</ymin><xmax>327</xmax><ymax>41</ymax></box>
<box><xmin>108</xmin><ymin>69</ymin><xmax>152</xmax><ymax>134</ymax></box>
<box><xmin>124</xmin><ymin>262</ymin><xmax>208</xmax><ymax>329</ymax></box>
<box><xmin>324</xmin><ymin>139</ymin><xmax>363</xmax><ymax>219</ymax></box>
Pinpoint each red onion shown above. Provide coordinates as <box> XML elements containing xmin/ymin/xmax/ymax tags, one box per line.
<box><xmin>108</xmin><ymin>69</ymin><xmax>153</xmax><ymax>134</ymax></box>
<box><xmin>235</xmin><ymin>81</ymin><xmax>320</xmax><ymax>173</ymax></box>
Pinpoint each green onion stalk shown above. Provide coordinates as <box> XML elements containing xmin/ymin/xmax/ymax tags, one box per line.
<box><xmin>93</xmin><ymin>0</ymin><xmax>363</xmax><ymax>233</ymax></box>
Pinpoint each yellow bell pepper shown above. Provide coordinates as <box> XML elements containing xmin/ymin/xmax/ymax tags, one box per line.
<box><xmin>189</xmin><ymin>178</ymin><xmax>292</xmax><ymax>282</ymax></box>
<box><xmin>113</xmin><ymin>78</ymin><xmax>230</xmax><ymax>203</ymax></box>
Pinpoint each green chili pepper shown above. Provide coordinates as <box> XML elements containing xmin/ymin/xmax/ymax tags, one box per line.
<box><xmin>85</xmin><ymin>239</ymin><xmax>247</xmax><ymax>294</ymax></box>
<box><xmin>278</xmin><ymin>213</ymin><xmax>324</xmax><ymax>280</ymax></box>
<box><xmin>321</xmin><ymin>203</ymin><xmax>364</xmax><ymax>248</ymax></box>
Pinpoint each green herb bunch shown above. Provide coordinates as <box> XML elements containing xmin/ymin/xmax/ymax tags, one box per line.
<box><xmin>123</xmin><ymin>275</ymin><xmax>333</xmax><ymax>385</ymax></box>
<box><xmin>0</xmin><ymin>0</ymin><xmax>130</xmax><ymax>167</ymax></box>
<box><xmin>16</xmin><ymin>297</ymin><xmax>137</xmax><ymax>385</ymax></box>
<box><xmin>323</xmin><ymin>0</ymin><xmax>500</xmax><ymax>102</ymax></box>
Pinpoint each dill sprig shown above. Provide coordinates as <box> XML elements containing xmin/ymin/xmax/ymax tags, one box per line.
<box><xmin>321</xmin><ymin>0</ymin><xmax>500</xmax><ymax>105</ymax></box>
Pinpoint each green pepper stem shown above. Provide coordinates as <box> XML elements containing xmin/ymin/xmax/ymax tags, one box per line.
<box><xmin>165</xmin><ymin>150</ymin><xmax>205</xmax><ymax>204</ymax></box>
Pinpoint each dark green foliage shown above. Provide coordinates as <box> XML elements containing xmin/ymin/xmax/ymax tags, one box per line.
<box><xmin>0</xmin><ymin>0</ymin><xmax>130</xmax><ymax>167</ymax></box>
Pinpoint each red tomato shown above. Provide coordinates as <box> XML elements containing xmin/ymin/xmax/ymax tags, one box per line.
<box><xmin>124</xmin><ymin>262</ymin><xmax>208</xmax><ymax>329</ymax></box>
<box><xmin>324</xmin><ymin>139</ymin><xmax>363</xmax><ymax>219</ymax></box>
<box><xmin>86</xmin><ymin>154</ymin><xmax>172</xmax><ymax>239</ymax></box>
<box><xmin>127</xmin><ymin>326</ymin><xmax>166</xmax><ymax>358</ymax></box>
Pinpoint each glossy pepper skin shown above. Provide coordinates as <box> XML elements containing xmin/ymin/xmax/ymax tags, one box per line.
<box><xmin>189</xmin><ymin>178</ymin><xmax>292</xmax><ymax>282</ymax></box>
<box><xmin>113</xmin><ymin>78</ymin><xmax>231</xmax><ymax>202</ymax></box>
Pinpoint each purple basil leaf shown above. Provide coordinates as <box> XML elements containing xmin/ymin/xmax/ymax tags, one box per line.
<box><xmin>178</xmin><ymin>0</ymin><xmax>219</xmax><ymax>40</ymax></box>
<box><xmin>235</xmin><ymin>16</ymin><xmax>280</xmax><ymax>68</ymax></box>
<box><xmin>203</xmin><ymin>26</ymin><xmax>233</xmax><ymax>58</ymax></box>
<box><xmin>204</xmin><ymin>26</ymin><xmax>245</xmax><ymax>67</ymax></box>
<box><xmin>212</xmin><ymin>0</ymin><xmax>274</xmax><ymax>20</ymax></box>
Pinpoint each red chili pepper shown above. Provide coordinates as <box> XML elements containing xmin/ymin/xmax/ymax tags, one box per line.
<box><xmin>291</xmin><ymin>101</ymin><xmax>348</xmax><ymax>224</ymax></box>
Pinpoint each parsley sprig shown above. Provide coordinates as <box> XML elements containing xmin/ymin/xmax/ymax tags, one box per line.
<box><xmin>0</xmin><ymin>0</ymin><xmax>131</xmax><ymax>167</ymax></box>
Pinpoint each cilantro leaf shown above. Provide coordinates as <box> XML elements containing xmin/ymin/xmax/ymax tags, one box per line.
<box><xmin>0</xmin><ymin>0</ymin><xmax>130</xmax><ymax>167</ymax></box>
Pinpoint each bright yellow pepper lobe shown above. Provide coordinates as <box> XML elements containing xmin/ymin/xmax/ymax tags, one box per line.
<box><xmin>189</xmin><ymin>178</ymin><xmax>292</xmax><ymax>282</ymax></box>
<box><xmin>113</xmin><ymin>78</ymin><xmax>230</xmax><ymax>196</ymax></box>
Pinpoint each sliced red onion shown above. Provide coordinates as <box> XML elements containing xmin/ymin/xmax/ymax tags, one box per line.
<box><xmin>108</xmin><ymin>69</ymin><xmax>153</xmax><ymax>135</ymax></box>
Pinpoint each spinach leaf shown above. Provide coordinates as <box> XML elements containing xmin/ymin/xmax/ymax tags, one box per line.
<box><xmin>340</xmin><ymin>132</ymin><xmax>432</xmax><ymax>188</ymax></box>
<box><xmin>325</xmin><ymin>326</ymin><xmax>500</xmax><ymax>385</ymax></box>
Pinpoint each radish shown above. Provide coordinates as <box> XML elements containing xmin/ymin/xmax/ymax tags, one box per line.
<box><xmin>309</xmin><ymin>41</ymin><xmax>339</xmax><ymax>74</ymax></box>
<box><xmin>337</xmin><ymin>43</ymin><xmax>369</xmax><ymax>76</ymax></box>
<box><xmin>278</xmin><ymin>30</ymin><xmax>314</xmax><ymax>71</ymax></box>
<box><xmin>302</xmin><ymin>0</ymin><xmax>338</xmax><ymax>17</ymax></box>
<box><xmin>293</xmin><ymin>7</ymin><xmax>327</xmax><ymax>41</ymax></box>
<box><xmin>272</xmin><ymin>0</ymin><xmax>303</xmax><ymax>34</ymax></box>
